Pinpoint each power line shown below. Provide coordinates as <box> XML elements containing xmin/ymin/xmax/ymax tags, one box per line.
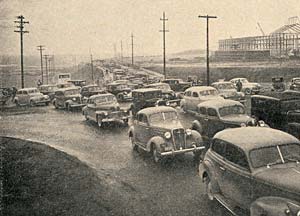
<box><xmin>37</xmin><ymin>45</ymin><xmax>45</xmax><ymax>84</ymax></box>
<box><xmin>198</xmin><ymin>15</ymin><xmax>217</xmax><ymax>86</ymax></box>
<box><xmin>160</xmin><ymin>12</ymin><xmax>169</xmax><ymax>79</ymax></box>
<box><xmin>14</xmin><ymin>15</ymin><xmax>29</xmax><ymax>88</ymax></box>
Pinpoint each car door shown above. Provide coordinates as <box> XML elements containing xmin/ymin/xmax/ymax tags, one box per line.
<box><xmin>207</xmin><ymin>108</ymin><xmax>223</xmax><ymax>138</ymax></box>
<box><xmin>135</xmin><ymin>114</ymin><xmax>151</xmax><ymax>147</ymax></box>
<box><xmin>218</xmin><ymin>142</ymin><xmax>253</xmax><ymax>209</ymax></box>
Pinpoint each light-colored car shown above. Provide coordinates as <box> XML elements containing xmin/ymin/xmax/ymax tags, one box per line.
<box><xmin>82</xmin><ymin>94</ymin><xmax>129</xmax><ymax>127</ymax></box>
<box><xmin>211</xmin><ymin>81</ymin><xmax>245</xmax><ymax>102</ymax></box>
<box><xmin>230</xmin><ymin>78</ymin><xmax>261</xmax><ymax>95</ymax></box>
<box><xmin>128</xmin><ymin>106</ymin><xmax>205</xmax><ymax>163</ymax></box>
<box><xmin>180</xmin><ymin>86</ymin><xmax>224</xmax><ymax>113</ymax></box>
<box><xmin>14</xmin><ymin>87</ymin><xmax>50</xmax><ymax>106</ymax></box>
<box><xmin>199</xmin><ymin>127</ymin><xmax>300</xmax><ymax>215</ymax></box>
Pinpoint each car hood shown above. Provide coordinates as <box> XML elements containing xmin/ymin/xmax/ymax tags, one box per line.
<box><xmin>152</xmin><ymin>121</ymin><xmax>184</xmax><ymax>130</ymax></box>
<box><xmin>94</xmin><ymin>102</ymin><xmax>120</xmax><ymax>110</ymax></box>
<box><xmin>254</xmin><ymin>166</ymin><xmax>300</xmax><ymax>196</ymax></box>
<box><xmin>220</xmin><ymin>114</ymin><xmax>252</xmax><ymax>124</ymax></box>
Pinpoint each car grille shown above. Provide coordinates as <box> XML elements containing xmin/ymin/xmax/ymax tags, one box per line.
<box><xmin>172</xmin><ymin>128</ymin><xmax>186</xmax><ymax>150</ymax></box>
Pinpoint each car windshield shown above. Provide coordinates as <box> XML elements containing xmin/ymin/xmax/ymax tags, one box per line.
<box><xmin>65</xmin><ymin>89</ymin><xmax>80</xmax><ymax>96</ymax></box>
<box><xmin>217</xmin><ymin>83</ymin><xmax>235</xmax><ymax>90</ymax></box>
<box><xmin>94</xmin><ymin>95</ymin><xmax>116</xmax><ymax>103</ymax></box>
<box><xmin>149</xmin><ymin>111</ymin><xmax>179</xmax><ymax>126</ymax></box>
<box><xmin>199</xmin><ymin>89</ymin><xmax>218</xmax><ymax>96</ymax></box>
<box><xmin>219</xmin><ymin>105</ymin><xmax>245</xmax><ymax>116</ymax></box>
<box><xmin>28</xmin><ymin>89</ymin><xmax>39</xmax><ymax>94</ymax></box>
<box><xmin>250</xmin><ymin>143</ymin><xmax>300</xmax><ymax>168</ymax></box>
<box><xmin>88</xmin><ymin>86</ymin><xmax>101</xmax><ymax>91</ymax></box>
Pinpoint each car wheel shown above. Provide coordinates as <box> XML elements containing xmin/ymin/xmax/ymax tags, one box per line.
<box><xmin>205</xmin><ymin>176</ymin><xmax>214</xmax><ymax>201</ymax></box>
<box><xmin>152</xmin><ymin>145</ymin><xmax>161</xmax><ymax>163</ymax></box>
<box><xmin>130</xmin><ymin>136</ymin><xmax>138</xmax><ymax>151</ymax></box>
<box><xmin>245</xmin><ymin>88</ymin><xmax>251</xmax><ymax>95</ymax></box>
<box><xmin>30</xmin><ymin>100</ymin><xmax>35</xmax><ymax>107</ymax></box>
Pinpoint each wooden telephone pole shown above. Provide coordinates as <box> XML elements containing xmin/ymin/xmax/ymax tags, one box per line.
<box><xmin>14</xmin><ymin>15</ymin><xmax>29</xmax><ymax>88</ymax></box>
<box><xmin>37</xmin><ymin>45</ymin><xmax>45</xmax><ymax>84</ymax></box>
<box><xmin>160</xmin><ymin>12</ymin><xmax>169</xmax><ymax>79</ymax></box>
<box><xmin>198</xmin><ymin>15</ymin><xmax>217</xmax><ymax>86</ymax></box>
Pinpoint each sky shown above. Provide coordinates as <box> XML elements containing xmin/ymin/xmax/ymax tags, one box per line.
<box><xmin>1</xmin><ymin>0</ymin><xmax>300</xmax><ymax>59</ymax></box>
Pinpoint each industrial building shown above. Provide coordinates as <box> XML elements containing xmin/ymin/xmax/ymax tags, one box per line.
<box><xmin>215</xmin><ymin>17</ymin><xmax>300</xmax><ymax>61</ymax></box>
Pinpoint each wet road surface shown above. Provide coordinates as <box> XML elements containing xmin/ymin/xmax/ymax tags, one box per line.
<box><xmin>0</xmin><ymin>105</ymin><xmax>232</xmax><ymax>216</ymax></box>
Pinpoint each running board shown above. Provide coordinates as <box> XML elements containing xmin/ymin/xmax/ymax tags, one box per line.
<box><xmin>214</xmin><ymin>194</ymin><xmax>238</xmax><ymax>216</ymax></box>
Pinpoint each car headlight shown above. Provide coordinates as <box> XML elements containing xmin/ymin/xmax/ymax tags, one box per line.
<box><xmin>166</xmin><ymin>101</ymin><xmax>170</xmax><ymax>106</ymax></box>
<box><xmin>297</xmin><ymin>210</ymin><xmax>300</xmax><ymax>216</ymax></box>
<box><xmin>72</xmin><ymin>97</ymin><xmax>76</xmax><ymax>101</ymax></box>
<box><xmin>104</xmin><ymin>112</ymin><xmax>108</xmax><ymax>116</ymax></box>
<box><xmin>164</xmin><ymin>132</ymin><xmax>171</xmax><ymax>139</ymax></box>
<box><xmin>186</xmin><ymin>129</ymin><xmax>192</xmax><ymax>136</ymax></box>
<box><xmin>44</xmin><ymin>95</ymin><xmax>49</xmax><ymax>99</ymax></box>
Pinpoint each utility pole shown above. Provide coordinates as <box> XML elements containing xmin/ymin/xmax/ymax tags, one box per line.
<box><xmin>120</xmin><ymin>40</ymin><xmax>123</xmax><ymax>64</ymax></box>
<box><xmin>90</xmin><ymin>54</ymin><xmax>94</xmax><ymax>82</ymax></box>
<box><xmin>44</xmin><ymin>55</ymin><xmax>49</xmax><ymax>84</ymax></box>
<box><xmin>198</xmin><ymin>15</ymin><xmax>217</xmax><ymax>86</ymax></box>
<box><xmin>37</xmin><ymin>45</ymin><xmax>45</xmax><ymax>84</ymax></box>
<box><xmin>160</xmin><ymin>12</ymin><xmax>169</xmax><ymax>79</ymax></box>
<box><xmin>48</xmin><ymin>57</ymin><xmax>51</xmax><ymax>76</ymax></box>
<box><xmin>14</xmin><ymin>15</ymin><xmax>29</xmax><ymax>88</ymax></box>
<box><xmin>131</xmin><ymin>33</ymin><xmax>134</xmax><ymax>66</ymax></box>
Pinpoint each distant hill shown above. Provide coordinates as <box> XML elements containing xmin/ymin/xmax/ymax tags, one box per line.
<box><xmin>171</xmin><ymin>49</ymin><xmax>206</xmax><ymax>56</ymax></box>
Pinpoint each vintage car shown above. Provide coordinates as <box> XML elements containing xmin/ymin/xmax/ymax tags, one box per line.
<box><xmin>106</xmin><ymin>83</ymin><xmax>133</xmax><ymax>102</ymax></box>
<box><xmin>271</xmin><ymin>77</ymin><xmax>285</xmax><ymax>92</ymax></box>
<box><xmin>199</xmin><ymin>127</ymin><xmax>300</xmax><ymax>215</ymax></box>
<box><xmin>0</xmin><ymin>87</ymin><xmax>16</xmax><ymax>105</ymax></box>
<box><xmin>191</xmin><ymin>100</ymin><xmax>256</xmax><ymax>142</ymax></box>
<box><xmin>56</xmin><ymin>82</ymin><xmax>75</xmax><ymax>89</ymax></box>
<box><xmin>251</xmin><ymin>91</ymin><xmax>300</xmax><ymax>138</ymax></box>
<box><xmin>80</xmin><ymin>84</ymin><xmax>107</xmax><ymax>98</ymax></box>
<box><xmin>14</xmin><ymin>87</ymin><xmax>50</xmax><ymax>106</ymax></box>
<box><xmin>67</xmin><ymin>80</ymin><xmax>87</xmax><ymax>87</ymax></box>
<box><xmin>180</xmin><ymin>86</ymin><xmax>224</xmax><ymax>113</ymax></box>
<box><xmin>130</xmin><ymin>88</ymin><xmax>170</xmax><ymax>116</ymax></box>
<box><xmin>211</xmin><ymin>81</ymin><xmax>245</xmax><ymax>102</ymax></box>
<box><xmin>52</xmin><ymin>87</ymin><xmax>84</xmax><ymax>110</ymax></box>
<box><xmin>162</xmin><ymin>78</ymin><xmax>192</xmax><ymax>92</ymax></box>
<box><xmin>230</xmin><ymin>78</ymin><xmax>261</xmax><ymax>95</ymax></box>
<box><xmin>128</xmin><ymin>106</ymin><xmax>205</xmax><ymax>163</ymax></box>
<box><xmin>82</xmin><ymin>94</ymin><xmax>129</xmax><ymax>127</ymax></box>
<box><xmin>38</xmin><ymin>84</ymin><xmax>58</xmax><ymax>101</ymax></box>
<box><xmin>145</xmin><ymin>83</ymin><xmax>180</xmax><ymax>106</ymax></box>
<box><xmin>290</xmin><ymin>77</ymin><xmax>300</xmax><ymax>91</ymax></box>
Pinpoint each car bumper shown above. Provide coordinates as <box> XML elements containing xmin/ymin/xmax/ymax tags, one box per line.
<box><xmin>102</xmin><ymin>116</ymin><xmax>128</xmax><ymax>122</ymax></box>
<box><xmin>160</xmin><ymin>145</ymin><xmax>205</xmax><ymax>156</ymax></box>
<box><xmin>70</xmin><ymin>103</ymin><xmax>85</xmax><ymax>108</ymax></box>
<box><xmin>34</xmin><ymin>99</ymin><xmax>50</xmax><ymax>104</ymax></box>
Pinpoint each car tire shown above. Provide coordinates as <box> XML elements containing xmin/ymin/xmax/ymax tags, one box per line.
<box><xmin>30</xmin><ymin>100</ymin><xmax>35</xmax><ymax>107</ymax></box>
<box><xmin>245</xmin><ymin>88</ymin><xmax>251</xmax><ymax>95</ymax></box>
<box><xmin>130</xmin><ymin>136</ymin><xmax>138</xmax><ymax>151</ymax></box>
<box><xmin>205</xmin><ymin>176</ymin><xmax>214</xmax><ymax>201</ymax></box>
<box><xmin>152</xmin><ymin>145</ymin><xmax>161</xmax><ymax>163</ymax></box>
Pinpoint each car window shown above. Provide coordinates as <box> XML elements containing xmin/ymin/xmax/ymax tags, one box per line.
<box><xmin>207</xmin><ymin>108</ymin><xmax>218</xmax><ymax>117</ymax></box>
<box><xmin>199</xmin><ymin>107</ymin><xmax>207</xmax><ymax>115</ymax></box>
<box><xmin>225</xmin><ymin>143</ymin><xmax>249</xmax><ymax>170</ymax></box>
<box><xmin>211</xmin><ymin>139</ymin><xmax>226</xmax><ymax>157</ymax></box>
<box><xmin>192</xmin><ymin>92</ymin><xmax>199</xmax><ymax>97</ymax></box>
<box><xmin>137</xmin><ymin>114</ymin><xmax>148</xmax><ymax>124</ymax></box>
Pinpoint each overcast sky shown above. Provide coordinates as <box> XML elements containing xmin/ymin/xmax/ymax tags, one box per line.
<box><xmin>1</xmin><ymin>0</ymin><xmax>300</xmax><ymax>58</ymax></box>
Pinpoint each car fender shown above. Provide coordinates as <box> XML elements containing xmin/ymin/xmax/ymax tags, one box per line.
<box><xmin>146</xmin><ymin>136</ymin><xmax>165</xmax><ymax>152</ymax></box>
<box><xmin>191</xmin><ymin>120</ymin><xmax>203</xmax><ymax>134</ymax></box>
<box><xmin>189</xmin><ymin>130</ymin><xmax>203</xmax><ymax>145</ymax></box>
<box><xmin>199</xmin><ymin>157</ymin><xmax>220</xmax><ymax>194</ymax></box>
<box><xmin>65</xmin><ymin>99</ymin><xmax>74</xmax><ymax>105</ymax></box>
<box><xmin>250</xmin><ymin>196</ymin><xmax>300</xmax><ymax>216</ymax></box>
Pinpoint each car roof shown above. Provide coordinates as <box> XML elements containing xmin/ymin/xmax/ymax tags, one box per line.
<box><xmin>185</xmin><ymin>86</ymin><xmax>216</xmax><ymax>92</ymax></box>
<box><xmin>137</xmin><ymin>106</ymin><xmax>176</xmax><ymax>116</ymax></box>
<box><xmin>252</xmin><ymin>91</ymin><xmax>300</xmax><ymax>100</ymax></box>
<box><xmin>19</xmin><ymin>87</ymin><xmax>38</xmax><ymax>91</ymax></box>
<box><xmin>132</xmin><ymin>88</ymin><xmax>161</xmax><ymax>93</ymax></box>
<box><xmin>211</xmin><ymin>81</ymin><xmax>232</xmax><ymax>85</ymax></box>
<box><xmin>198</xmin><ymin>99</ymin><xmax>243</xmax><ymax>109</ymax></box>
<box><xmin>39</xmin><ymin>84</ymin><xmax>56</xmax><ymax>87</ymax></box>
<box><xmin>56</xmin><ymin>87</ymin><xmax>80</xmax><ymax>92</ymax></box>
<box><xmin>230</xmin><ymin>78</ymin><xmax>246</xmax><ymax>81</ymax></box>
<box><xmin>214</xmin><ymin>127</ymin><xmax>300</xmax><ymax>152</ymax></box>
<box><xmin>89</xmin><ymin>93</ymin><xmax>114</xmax><ymax>99</ymax></box>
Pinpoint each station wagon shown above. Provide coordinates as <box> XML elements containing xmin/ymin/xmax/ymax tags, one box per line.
<box><xmin>128</xmin><ymin>106</ymin><xmax>205</xmax><ymax>163</ymax></box>
<box><xmin>199</xmin><ymin>127</ymin><xmax>300</xmax><ymax>215</ymax></box>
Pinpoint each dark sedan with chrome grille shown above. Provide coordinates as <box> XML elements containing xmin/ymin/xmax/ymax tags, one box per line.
<box><xmin>128</xmin><ymin>106</ymin><xmax>205</xmax><ymax>163</ymax></box>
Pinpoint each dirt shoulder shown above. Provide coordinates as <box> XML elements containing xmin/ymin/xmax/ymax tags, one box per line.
<box><xmin>1</xmin><ymin>137</ymin><xmax>135</xmax><ymax>216</ymax></box>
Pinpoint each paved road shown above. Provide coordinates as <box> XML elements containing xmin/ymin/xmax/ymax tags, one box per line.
<box><xmin>0</xmin><ymin>105</ymin><xmax>231</xmax><ymax>216</ymax></box>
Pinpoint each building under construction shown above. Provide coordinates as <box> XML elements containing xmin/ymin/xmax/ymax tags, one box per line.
<box><xmin>215</xmin><ymin>17</ymin><xmax>300</xmax><ymax>61</ymax></box>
